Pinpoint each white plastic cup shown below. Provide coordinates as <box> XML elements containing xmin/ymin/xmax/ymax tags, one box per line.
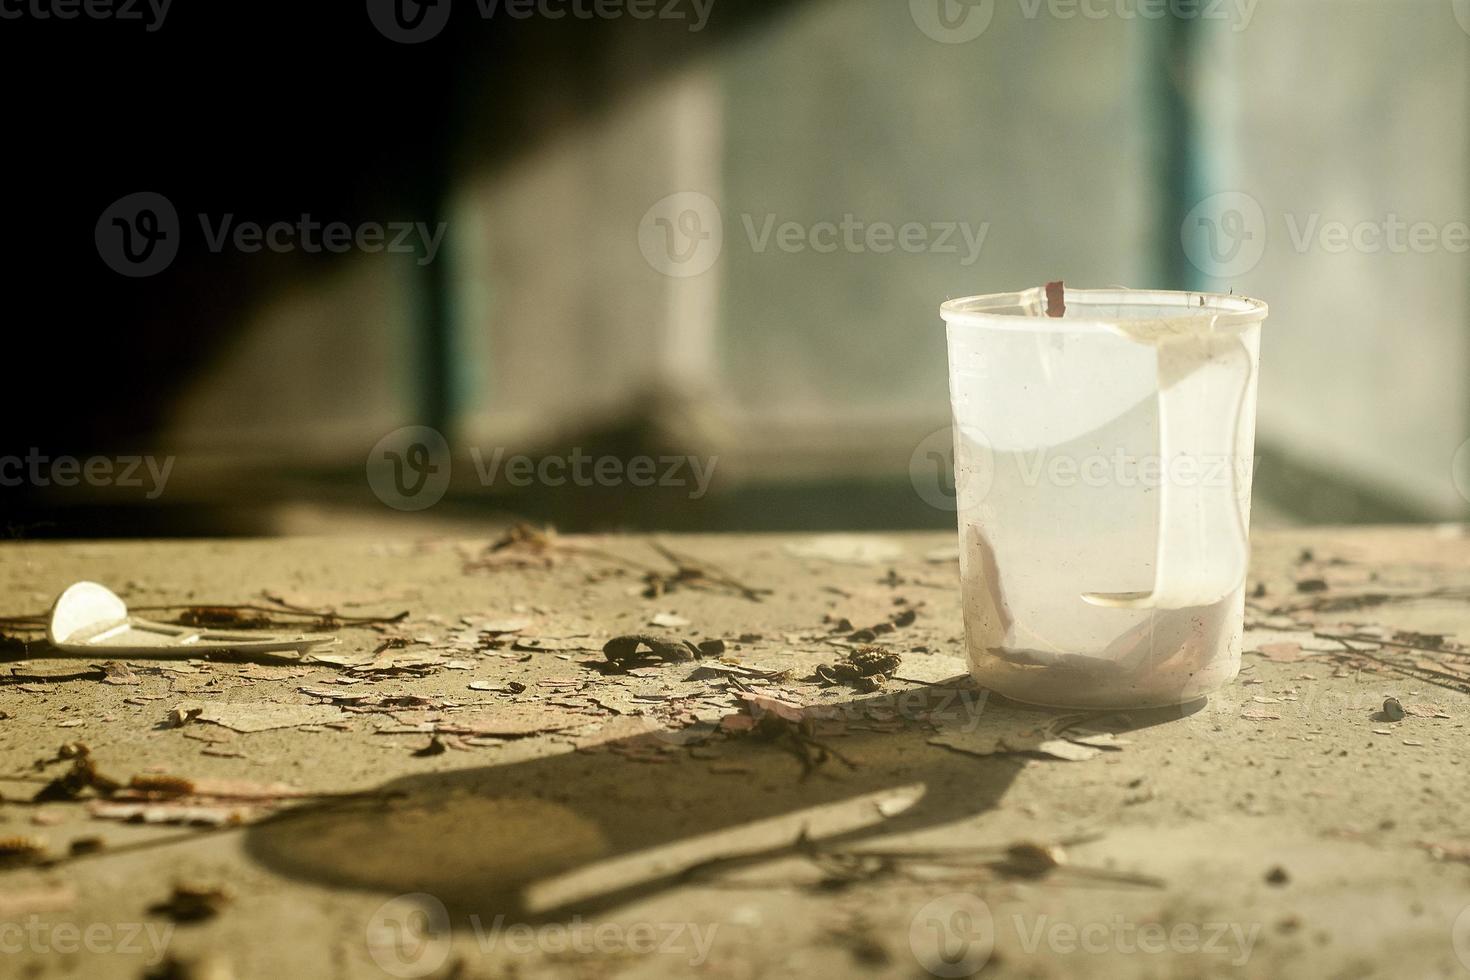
<box><xmin>941</xmin><ymin>286</ymin><xmax>1268</xmax><ymax>709</ymax></box>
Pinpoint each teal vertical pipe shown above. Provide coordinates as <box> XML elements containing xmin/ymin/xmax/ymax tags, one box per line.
<box><xmin>1144</xmin><ymin>10</ymin><xmax>1205</xmax><ymax>291</ymax></box>
<box><xmin>415</xmin><ymin>185</ymin><xmax>451</xmax><ymax>435</ymax></box>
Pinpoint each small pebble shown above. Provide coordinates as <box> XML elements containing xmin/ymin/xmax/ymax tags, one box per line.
<box><xmin>1265</xmin><ymin>866</ymin><xmax>1290</xmax><ymax>886</ymax></box>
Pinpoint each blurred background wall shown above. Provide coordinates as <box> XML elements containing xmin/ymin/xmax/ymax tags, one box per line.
<box><xmin>3</xmin><ymin>0</ymin><xmax>1467</xmax><ymax>536</ymax></box>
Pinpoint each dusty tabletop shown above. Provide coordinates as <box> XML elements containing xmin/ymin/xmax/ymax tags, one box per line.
<box><xmin>0</xmin><ymin>526</ymin><xmax>1468</xmax><ymax>979</ymax></box>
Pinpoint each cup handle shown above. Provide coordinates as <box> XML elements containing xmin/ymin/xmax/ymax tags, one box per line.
<box><xmin>1082</xmin><ymin>330</ymin><xmax>1254</xmax><ymax>610</ymax></box>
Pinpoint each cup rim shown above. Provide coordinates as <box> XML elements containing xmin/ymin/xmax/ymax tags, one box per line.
<box><xmin>940</xmin><ymin>286</ymin><xmax>1268</xmax><ymax>331</ymax></box>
